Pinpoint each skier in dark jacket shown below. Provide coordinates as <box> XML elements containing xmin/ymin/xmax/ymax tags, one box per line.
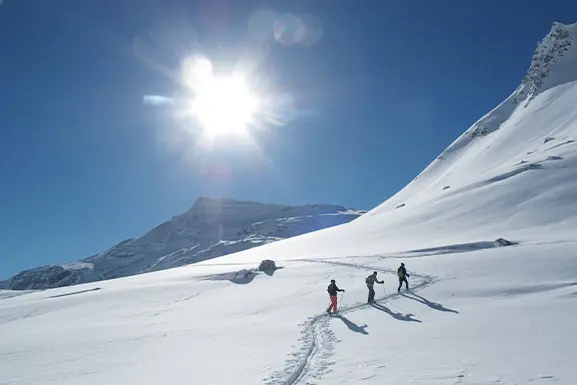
<box><xmin>326</xmin><ymin>279</ymin><xmax>345</xmax><ymax>314</ymax></box>
<box><xmin>397</xmin><ymin>263</ymin><xmax>409</xmax><ymax>292</ymax></box>
<box><xmin>366</xmin><ymin>271</ymin><xmax>383</xmax><ymax>303</ymax></box>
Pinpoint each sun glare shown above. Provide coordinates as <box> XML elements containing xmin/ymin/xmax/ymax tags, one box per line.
<box><xmin>190</xmin><ymin>74</ymin><xmax>260</xmax><ymax>137</ymax></box>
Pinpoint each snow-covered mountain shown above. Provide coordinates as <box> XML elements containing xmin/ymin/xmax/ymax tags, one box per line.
<box><xmin>1</xmin><ymin>198</ymin><xmax>364</xmax><ymax>290</ymax></box>
<box><xmin>215</xmin><ymin>20</ymin><xmax>577</xmax><ymax>261</ymax></box>
<box><xmin>2</xmin><ymin>22</ymin><xmax>577</xmax><ymax>385</ymax></box>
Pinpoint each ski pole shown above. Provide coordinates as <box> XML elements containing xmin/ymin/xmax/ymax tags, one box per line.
<box><xmin>382</xmin><ymin>283</ymin><xmax>387</xmax><ymax>302</ymax></box>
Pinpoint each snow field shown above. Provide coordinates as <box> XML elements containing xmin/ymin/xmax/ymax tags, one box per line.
<box><xmin>1</xmin><ymin>240</ymin><xmax>576</xmax><ymax>384</ymax></box>
<box><xmin>3</xmin><ymin>21</ymin><xmax>577</xmax><ymax>385</ymax></box>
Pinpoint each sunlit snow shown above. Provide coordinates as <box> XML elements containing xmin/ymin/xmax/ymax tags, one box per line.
<box><xmin>2</xmin><ymin>22</ymin><xmax>577</xmax><ymax>385</ymax></box>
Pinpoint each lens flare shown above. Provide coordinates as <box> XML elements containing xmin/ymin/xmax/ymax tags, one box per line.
<box><xmin>190</xmin><ymin>74</ymin><xmax>260</xmax><ymax>137</ymax></box>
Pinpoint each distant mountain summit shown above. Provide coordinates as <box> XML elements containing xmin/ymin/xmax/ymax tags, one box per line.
<box><xmin>2</xmin><ymin>198</ymin><xmax>364</xmax><ymax>290</ymax></box>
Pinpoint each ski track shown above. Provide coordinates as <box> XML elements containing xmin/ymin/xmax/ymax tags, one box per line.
<box><xmin>264</xmin><ymin>258</ymin><xmax>435</xmax><ymax>385</ymax></box>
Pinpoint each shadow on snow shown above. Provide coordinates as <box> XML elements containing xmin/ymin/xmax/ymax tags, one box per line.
<box><xmin>333</xmin><ymin>314</ymin><xmax>369</xmax><ymax>335</ymax></box>
<box><xmin>202</xmin><ymin>267</ymin><xmax>284</xmax><ymax>285</ymax></box>
<box><xmin>405</xmin><ymin>241</ymin><xmax>495</xmax><ymax>256</ymax></box>
<box><xmin>46</xmin><ymin>287</ymin><xmax>101</xmax><ymax>299</ymax></box>
<box><xmin>370</xmin><ymin>302</ymin><xmax>422</xmax><ymax>323</ymax></box>
<box><xmin>262</xmin><ymin>266</ymin><xmax>284</xmax><ymax>276</ymax></box>
<box><xmin>401</xmin><ymin>292</ymin><xmax>459</xmax><ymax>314</ymax></box>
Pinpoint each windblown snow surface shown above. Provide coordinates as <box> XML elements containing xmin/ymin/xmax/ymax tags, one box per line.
<box><xmin>2</xmin><ymin>22</ymin><xmax>577</xmax><ymax>385</ymax></box>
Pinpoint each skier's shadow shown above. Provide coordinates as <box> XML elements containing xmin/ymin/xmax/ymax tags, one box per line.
<box><xmin>370</xmin><ymin>303</ymin><xmax>422</xmax><ymax>323</ymax></box>
<box><xmin>401</xmin><ymin>292</ymin><xmax>459</xmax><ymax>314</ymax></box>
<box><xmin>334</xmin><ymin>314</ymin><xmax>369</xmax><ymax>335</ymax></box>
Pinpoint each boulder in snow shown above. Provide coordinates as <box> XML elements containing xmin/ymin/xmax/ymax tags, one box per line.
<box><xmin>492</xmin><ymin>238</ymin><xmax>515</xmax><ymax>248</ymax></box>
<box><xmin>258</xmin><ymin>259</ymin><xmax>277</xmax><ymax>272</ymax></box>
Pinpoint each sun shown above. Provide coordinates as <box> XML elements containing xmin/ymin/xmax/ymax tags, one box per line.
<box><xmin>190</xmin><ymin>74</ymin><xmax>260</xmax><ymax>137</ymax></box>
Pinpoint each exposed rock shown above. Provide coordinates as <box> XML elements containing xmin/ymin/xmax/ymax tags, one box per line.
<box><xmin>492</xmin><ymin>238</ymin><xmax>515</xmax><ymax>248</ymax></box>
<box><xmin>6</xmin><ymin>265</ymin><xmax>85</xmax><ymax>290</ymax></box>
<box><xmin>258</xmin><ymin>260</ymin><xmax>277</xmax><ymax>272</ymax></box>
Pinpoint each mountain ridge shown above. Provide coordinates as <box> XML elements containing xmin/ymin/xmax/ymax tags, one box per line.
<box><xmin>2</xmin><ymin>197</ymin><xmax>364</xmax><ymax>290</ymax></box>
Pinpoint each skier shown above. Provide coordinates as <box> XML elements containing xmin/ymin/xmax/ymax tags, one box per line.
<box><xmin>365</xmin><ymin>271</ymin><xmax>383</xmax><ymax>303</ymax></box>
<box><xmin>397</xmin><ymin>262</ymin><xmax>410</xmax><ymax>292</ymax></box>
<box><xmin>326</xmin><ymin>279</ymin><xmax>345</xmax><ymax>314</ymax></box>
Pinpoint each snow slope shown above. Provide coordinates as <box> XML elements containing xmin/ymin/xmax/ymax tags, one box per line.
<box><xmin>1</xmin><ymin>198</ymin><xmax>363</xmax><ymax>290</ymax></box>
<box><xmin>209</xmin><ymin>21</ymin><xmax>577</xmax><ymax>263</ymax></box>
<box><xmin>2</xmin><ymin>22</ymin><xmax>577</xmax><ymax>385</ymax></box>
<box><xmin>1</xmin><ymin>244</ymin><xmax>575</xmax><ymax>384</ymax></box>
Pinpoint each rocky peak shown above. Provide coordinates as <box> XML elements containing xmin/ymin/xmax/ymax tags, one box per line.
<box><xmin>514</xmin><ymin>22</ymin><xmax>577</xmax><ymax>106</ymax></box>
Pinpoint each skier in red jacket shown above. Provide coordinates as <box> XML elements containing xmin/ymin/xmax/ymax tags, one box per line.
<box><xmin>326</xmin><ymin>279</ymin><xmax>345</xmax><ymax>314</ymax></box>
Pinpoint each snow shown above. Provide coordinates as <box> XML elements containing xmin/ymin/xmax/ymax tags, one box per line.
<box><xmin>2</xmin><ymin>22</ymin><xmax>577</xmax><ymax>385</ymax></box>
<box><xmin>60</xmin><ymin>262</ymin><xmax>95</xmax><ymax>270</ymax></box>
<box><xmin>2</xmin><ymin>245</ymin><xmax>576</xmax><ymax>384</ymax></box>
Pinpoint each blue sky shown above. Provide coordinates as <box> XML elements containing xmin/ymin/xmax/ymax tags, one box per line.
<box><xmin>1</xmin><ymin>0</ymin><xmax>576</xmax><ymax>278</ymax></box>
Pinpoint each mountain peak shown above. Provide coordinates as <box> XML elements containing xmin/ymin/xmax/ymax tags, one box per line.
<box><xmin>450</xmin><ymin>21</ymin><xmax>577</xmax><ymax>141</ymax></box>
<box><xmin>189</xmin><ymin>196</ymin><xmax>267</xmax><ymax>210</ymax></box>
<box><xmin>192</xmin><ymin>196</ymin><xmax>232</xmax><ymax>205</ymax></box>
<box><xmin>2</xmin><ymin>198</ymin><xmax>363</xmax><ymax>290</ymax></box>
<box><xmin>186</xmin><ymin>197</ymin><xmax>276</xmax><ymax>219</ymax></box>
<box><xmin>515</xmin><ymin>21</ymin><xmax>577</xmax><ymax>106</ymax></box>
<box><xmin>191</xmin><ymin>196</ymin><xmax>235</xmax><ymax>208</ymax></box>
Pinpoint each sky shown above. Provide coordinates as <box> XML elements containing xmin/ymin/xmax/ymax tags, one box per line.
<box><xmin>1</xmin><ymin>0</ymin><xmax>577</xmax><ymax>278</ymax></box>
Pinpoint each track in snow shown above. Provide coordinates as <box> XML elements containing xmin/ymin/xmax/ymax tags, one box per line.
<box><xmin>263</xmin><ymin>258</ymin><xmax>434</xmax><ymax>385</ymax></box>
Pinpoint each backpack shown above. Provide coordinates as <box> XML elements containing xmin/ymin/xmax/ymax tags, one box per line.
<box><xmin>365</xmin><ymin>275</ymin><xmax>372</xmax><ymax>285</ymax></box>
<box><xmin>327</xmin><ymin>284</ymin><xmax>332</xmax><ymax>294</ymax></box>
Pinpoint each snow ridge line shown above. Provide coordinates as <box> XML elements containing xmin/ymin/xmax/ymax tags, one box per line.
<box><xmin>264</xmin><ymin>259</ymin><xmax>435</xmax><ymax>385</ymax></box>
